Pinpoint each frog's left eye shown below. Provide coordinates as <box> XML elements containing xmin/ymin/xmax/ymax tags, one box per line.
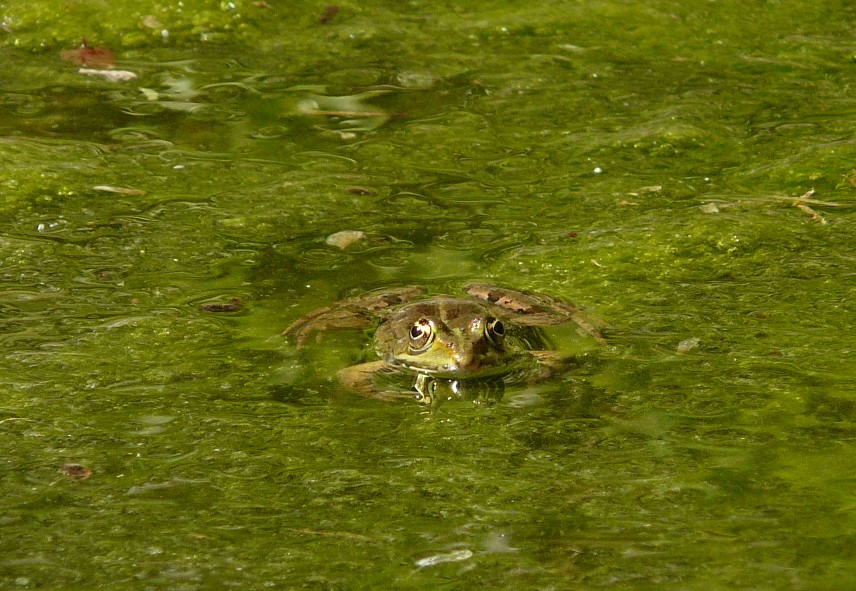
<box><xmin>486</xmin><ymin>318</ymin><xmax>505</xmax><ymax>340</ymax></box>
<box><xmin>409</xmin><ymin>319</ymin><xmax>435</xmax><ymax>352</ymax></box>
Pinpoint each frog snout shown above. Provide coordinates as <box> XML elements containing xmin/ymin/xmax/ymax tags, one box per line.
<box><xmin>449</xmin><ymin>346</ymin><xmax>480</xmax><ymax>372</ymax></box>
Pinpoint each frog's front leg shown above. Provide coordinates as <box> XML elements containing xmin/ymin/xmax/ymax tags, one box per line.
<box><xmin>337</xmin><ymin>361</ymin><xmax>415</xmax><ymax>402</ymax></box>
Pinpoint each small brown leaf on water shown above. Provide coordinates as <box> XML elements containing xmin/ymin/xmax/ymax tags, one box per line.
<box><xmin>62</xmin><ymin>463</ymin><xmax>93</xmax><ymax>480</ymax></box>
<box><xmin>347</xmin><ymin>187</ymin><xmax>376</xmax><ymax>196</ymax></box>
<box><xmin>319</xmin><ymin>5</ymin><xmax>340</xmax><ymax>24</ymax></box>
<box><xmin>61</xmin><ymin>38</ymin><xmax>114</xmax><ymax>68</ymax></box>
<box><xmin>200</xmin><ymin>298</ymin><xmax>243</xmax><ymax>313</ymax></box>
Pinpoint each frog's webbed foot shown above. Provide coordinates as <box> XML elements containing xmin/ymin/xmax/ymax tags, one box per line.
<box><xmin>283</xmin><ymin>286</ymin><xmax>426</xmax><ymax>347</ymax></box>
<box><xmin>337</xmin><ymin>361</ymin><xmax>416</xmax><ymax>402</ymax></box>
<box><xmin>463</xmin><ymin>282</ymin><xmax>607</xmax><ymax>343</ymax></box>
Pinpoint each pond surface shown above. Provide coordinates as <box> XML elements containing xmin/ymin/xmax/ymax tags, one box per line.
<box><xmin>1</xmin><ymin>1</ymin><xmax>855</xmax><ymax>588</ymax></box>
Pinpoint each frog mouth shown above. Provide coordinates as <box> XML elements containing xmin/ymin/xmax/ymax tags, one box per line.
<box><xmin>388</xmin><ymin>355</ymin><xmax>521</xmax><ymax>379</ymax></box>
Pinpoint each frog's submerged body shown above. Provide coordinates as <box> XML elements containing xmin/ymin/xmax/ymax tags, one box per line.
<box><xmin>283</xmin><ymin>283</ymin><xmax>605</xmax><ymax>403</ymax></box>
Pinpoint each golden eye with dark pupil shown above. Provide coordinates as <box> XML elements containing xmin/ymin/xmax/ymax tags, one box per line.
<box><xmin>487</xmin><ymin>318</ymin><xmax>505</xmax><ymax>340</ymax></box>
<box><xmin>408</xmin><ymin>319</ymin><xmax>434</xmax><ymax>352</ymax></box>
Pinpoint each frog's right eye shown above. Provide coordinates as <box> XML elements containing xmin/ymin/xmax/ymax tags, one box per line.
<box><xmin>409</xmin><ymin>319</ymin><xmax>435</xmax><ymax>352</ymax></box>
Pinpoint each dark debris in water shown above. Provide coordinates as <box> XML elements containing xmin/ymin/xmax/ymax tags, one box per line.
<box><xmin>200</xmin><ymin>298</ymin><xmax>243</xmax><ymax>313</ymax></box>
<box><xmin>60</xmin><ymin>38</ymin><xmax>114</xmax><ymax>68</ymax></box>
<box><xmin>319</xmin><ymin>5</ymin><xmax>340</xmax><ymax>24</ymax></box>
<box><xmin>62</xmin><ymin>463</ymin><xmax>93</xmax><ymax>481</ymax></box>
<box><xmin>346</xmin><ymin>187</ymin><xmax>377</xmax><ymax>196</ymax></box>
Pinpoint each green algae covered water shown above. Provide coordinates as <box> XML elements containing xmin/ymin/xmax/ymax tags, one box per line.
<box><xmin>1</xmin><ymin>1</ymin><xmax>855</xmax><ymax>588</ymax></box>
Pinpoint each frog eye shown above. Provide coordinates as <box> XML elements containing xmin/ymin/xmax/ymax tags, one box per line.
<box><xmin>486</xmin><ymin>318</ymin><xmax>505</xmax><ymax>341</ymax></box>
<box><xmin>408</xmin><ymin>319</ymin><xmax>435</xmax><ymax>352</ymax></box>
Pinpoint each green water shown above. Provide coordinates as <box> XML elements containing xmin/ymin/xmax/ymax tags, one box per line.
<box><xmin>1</xmin><ymin>1</ymin><xmax>855</xmax><ymax>588</ymax></box>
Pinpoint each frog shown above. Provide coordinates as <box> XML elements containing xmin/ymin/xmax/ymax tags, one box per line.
<box><xmin>282</xmin><ymin>283</ymin><xmax>605</xmax><ymax>403</ymax></box>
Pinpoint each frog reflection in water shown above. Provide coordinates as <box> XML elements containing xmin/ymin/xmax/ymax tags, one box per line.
<box><xmin>282</xmin><ymin>283</ymin><xmax>605</xmax><ymax>403</ymax></box>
